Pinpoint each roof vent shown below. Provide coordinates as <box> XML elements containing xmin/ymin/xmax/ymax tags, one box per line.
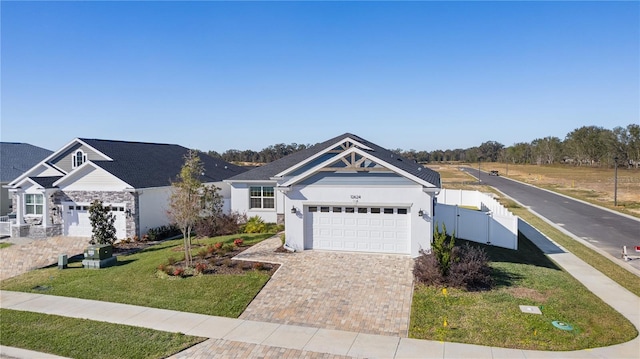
<box><xmin>418</xmin><ymin>167</ymin><xmax>422</xmax><ymax>171</ymax></box>
<box><xmin>224</xmin><ymin>166</ymin><xmax>228</xmax><ymax>169</ymax></box>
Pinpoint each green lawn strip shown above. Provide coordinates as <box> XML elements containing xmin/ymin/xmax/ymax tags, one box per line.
<box><xmin>409</xmin><ymin>237</ymin><xmax>638</xmax><ymax>350</ymax></box>
<box><xmin>0</xmin><ymin>309</ymin><xmax>205</xmax><ymax>359</ymax></box>
<box><xmin>0</xmin><ymin>233</ymin><xmax>275</xmax><ymax>317</ymax></box>
<box><xmin>0</xmin><ymin>242</ymin><xmax>13</xmax><ymax>249</ymax></box>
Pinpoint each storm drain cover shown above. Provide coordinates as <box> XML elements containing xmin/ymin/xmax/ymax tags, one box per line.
<box><xmin>552</xmin><ymin>321</ymin><xmax>574</xmax><ymax>331</ymax></box>
<box><xmin>519</xmin><ymin>305</ymin><xmax>542</xmax><ymax>314</ymax></box>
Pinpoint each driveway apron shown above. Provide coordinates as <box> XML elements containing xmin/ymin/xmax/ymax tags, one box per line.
<box><xmin>235</xmin><ymin>236</ymin><xmax>415</xmax><ymax>337</ymax></box>
<box><xmin>0</xmin><ymin>237</ymin><xmax>87</xmax><ymax>281</ymax></box>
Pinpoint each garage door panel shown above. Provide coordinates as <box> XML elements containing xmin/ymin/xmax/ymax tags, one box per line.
<box><xmin>64</xmin><ymin>203</ymin><xmax>126</xmax><ymax>239</ymax></box>
<box><xmin>305</xmin><ymin>207</ymin><xmax>410</xmax><ymax>254</ymax></box>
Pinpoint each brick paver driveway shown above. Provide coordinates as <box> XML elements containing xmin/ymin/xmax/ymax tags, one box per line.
<box><xmin>0</xmin><ymin>237</ymin><xmax>87</xmax><ymax>281</ymax></box>
<box><xmin>235</xmin><ymin>236</ymin><xmax>415</xmax><ymax>337</ymax></box>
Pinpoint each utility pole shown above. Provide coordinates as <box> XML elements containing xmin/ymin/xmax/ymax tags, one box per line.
<box><xmin>614</xmin><ymin>156</ymin><xmax>618</xmax><ymax>206</ymax></box>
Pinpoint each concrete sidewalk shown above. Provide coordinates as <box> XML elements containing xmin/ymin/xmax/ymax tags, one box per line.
<box><xmin>1</xmin><ymin>285</ymin><xmax>638</xmax><ymax>359</ymax></box>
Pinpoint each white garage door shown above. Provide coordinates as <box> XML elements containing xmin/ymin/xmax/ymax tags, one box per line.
<box><xmin>63</xmin><ymin>203</ymin><xmax>126</xmax><ymax>239</ymax></box>
<box><xmin>304</xmin><ymin>205</ymin><xmax>410</xmax><ymax>254</ymax></box>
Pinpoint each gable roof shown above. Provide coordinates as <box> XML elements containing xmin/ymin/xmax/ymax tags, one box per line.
<box><xmin>0</xmin><ymin>142</ymin><xmax>53</xmax><ymax>182</ymax></box>
<box><xmin>227</xmin><ymin>133</ymin><xmax>441</xmax><ymax>187</ymax></box>
<box><xmin>76</xmin><ymin>139</ymin><xmax>247</xmax><ymax>188</ymax></box>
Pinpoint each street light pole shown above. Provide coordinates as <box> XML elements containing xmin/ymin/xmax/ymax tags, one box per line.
<box><xmin>478</xmin><ymin>159</ymin><xmax>481</xmax><ymax>183</ymax></box>
<box><xmin>614</xmin><ymin>157</ymin><xmax>618</xmax><ymax>207</ymax></box>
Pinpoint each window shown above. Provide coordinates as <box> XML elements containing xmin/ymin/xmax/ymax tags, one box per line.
<box><xmin>333</xmin><ymin>207</ymin><xmax>342</xmax><ymax>213</ymax></box>
<box><xmin>384</xmin><ymin>208</ymin><xmax>394</xmax><ymax>214</ymax></box>
<box><xmin>371</xmin><ymin>208</ymin><xmax>381</xmax><ymax>214</ymax></box>
<box><xmin>398</xmin><ymin>208</ymin><xmax>408</xmax><ymax>215</ymax></box>
<box><xmin>72</xmin><ymin>150</ymin><xmax>87</xmax><ymax>168</ymax></box>
<box><xmin>345</xmin><ymin>207</ymin><xmax>355</xmax><ymax>213</ymax></box>
<box><xmin>25</xmin><ymin>194</ymin><xmax>44</xmax><ymax>215</ymax></box>
<box><xmin>357</xmin><ymin>207</ymin><xmax>368</xmax><ymax>214</ymax></box>
<box><xmin>320</xmin><ymin>206</ymin><xmax>330</xmax><ymax>212</ymax></box>
<box><xmin>308</xmin><ymin>206</ymin><xmax>318</xmax><ymax>212</ymax></box>
<box><xmin>249</xmin><ymin>186</ymin><xmax>275</xmax><ymax>209</ymax></box>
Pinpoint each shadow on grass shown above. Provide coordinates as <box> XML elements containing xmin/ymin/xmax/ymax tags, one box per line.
<box><xmin>457</xmin><ymin>232</ymin><xmax>560</xmax><ymax>270</ymax></box>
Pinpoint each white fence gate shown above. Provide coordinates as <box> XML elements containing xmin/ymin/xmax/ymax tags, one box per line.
<box><xmin>0</xmin><ymin>216</ymin><xmax>12</xmax><ymax>237</ymax></box>
<box><xmin>434</xmin><ymin>189</ymin><xmax>518</xmax><ymax>250</ymax></box>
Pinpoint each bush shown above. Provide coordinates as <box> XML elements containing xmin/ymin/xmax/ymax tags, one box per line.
<box><xmin>413</xmin><ymin>249</ymin><xmax>445</xmax><ymax>286</ymax></box>
<box><xmin>197</xmin><ymin>248</ymin><xmax>208</xmax><ymax>260</ymax></box>
<box><xmin>448</xmin><ymin>244</ymin><xmax>493</xmax><ymax>290</ymax></box>
<box><xmin>194</xmin><ymin>216</ymin><xmax>217</xmax><ymax>238</ymax></box>
<box><xmin>432</xmin><ymin>223</ymin><xmax>455</xmax><ymax>276</ymax></box>
<box><xmin>244</xmin><ymin>216</ymin><xmax>267</xmax><ymax>233</ymax></box>
<box><xmin>146</xmin><ymin>225</ymin><xmax>181</xmax><ymax>241</ymax></box>
<box><xmin>195</xmin><ymin>262</ymin><xmax>208</xmax><ymax>274</ymax></box>
<box><xmin>233</xmin><ymin>238</ymin><xmax>244</xmax><ymax>247</ymax></box>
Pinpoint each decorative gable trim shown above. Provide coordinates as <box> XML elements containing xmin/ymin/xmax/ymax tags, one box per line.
<box><xmin>279</xmin><ymin>146</ymin><xmax>438</xmax><ymax>188</ymax></box>
<box><xmin>273</xmin><ymin>136</ymin><xmax>373</xmax><ymax>179</ymax></box>
<box><xmin>52</xmin><ymin>161</ymin><xmax>133</xmax><ymax>189</ymax></box>
<box><xmin>8</xmin><ymin>138</ymin><xmax>112</xmax><ymax>187</ymax></box>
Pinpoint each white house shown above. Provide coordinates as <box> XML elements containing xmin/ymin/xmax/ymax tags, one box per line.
<box><xmin>7</xmin><ymin>138</ymin><xmax>245</xmax><ymax>240</ymax></box>
<box><xmin>226</xmin><ymin>133</ymin><xmax>441</xmax><ymax>257</ymax></box>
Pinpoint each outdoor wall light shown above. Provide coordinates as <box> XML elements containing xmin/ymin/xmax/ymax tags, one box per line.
<box><xmin>418</xmin><ymin>209</ymin><xmax>424</xmax><ymax>217</ymax></box>
<box><xmin>125</xmin><ymin>209</ymin><xmax>132</xmax><ymax>217</ymax></box>
<box><xmin>291</xmin><ymin>206</ymin><xmax>297</xmax><ymax>214</ymax></box>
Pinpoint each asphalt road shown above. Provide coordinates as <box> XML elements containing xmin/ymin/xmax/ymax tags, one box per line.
<box><xmin>460</xmin><ymin>167</ymin><xmax>640</xmax><ymax>270</ymax></box>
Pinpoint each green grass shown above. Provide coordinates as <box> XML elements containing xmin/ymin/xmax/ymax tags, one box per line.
<box><xmin>0</xmin><ymin>242</ymin><xmax>13</xmax><ymax>249</ymax></box>
<box><xmin>410</xmin><ymin>236</ymin><xmax>638</xmax><ymax>350</ymax></box>
<box><xmin>0</xmin><ymin>233</ymin><xmax>275</xmax><ymax>317</ymax></box>
<box><xmin>0</xmin><ymin>309</ymin><xmax>204</xmax><ymax>359</ymax></box>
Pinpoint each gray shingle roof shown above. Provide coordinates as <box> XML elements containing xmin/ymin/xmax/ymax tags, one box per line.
<box><xmin>29</xmin><ymin>176</ymin><xmax>63</xmax><ymax>188</ymax></box>
<box><xmin>78</xmin><ymin>139</ymin><xmax>246</xmax><ymax>188</ymax></box>
<box><xmin>1</xmin><ymin>143</ymin><xmax>53</xmax><ymax>182</ymax></box>
<box><xmin>227</xmin><ymin>133</ymin><xmax>441</xmax><ymax>187</ymax></box>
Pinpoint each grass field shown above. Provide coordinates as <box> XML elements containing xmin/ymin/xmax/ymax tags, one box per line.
<box><xmin>410</xmin><ymin>237</ymin><xmax>637</xmax><ymax>350</ymax></box>
<box><xmin>463</xmin><ymin>163</ymin><xmax>639</xmax><ymax>217</ymax></box>
<box><xmin>0</xmin><ymin>233</ymin><xmax>274</xmax><ymax>318</ymax></box>
<box><xmin>0</xmin><ymin>309</ymin><xmax>204</xmax><ymax>359</ymax></box>
<box><xmin>0</xmin><ymin>242</ymin><xmax>13</xmax><ymax>249</ymax></box>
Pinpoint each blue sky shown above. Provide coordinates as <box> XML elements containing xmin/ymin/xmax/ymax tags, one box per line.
<box><xmin>2</xmin><ymin>1</ymin><xmax>638</xmax><ymax>153</ymax></box>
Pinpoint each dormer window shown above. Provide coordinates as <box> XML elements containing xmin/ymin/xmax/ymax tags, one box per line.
<box><xmin>72</xmin><ymin>150</ymin><xmax>87</xmax><ymax>168</ymax></box>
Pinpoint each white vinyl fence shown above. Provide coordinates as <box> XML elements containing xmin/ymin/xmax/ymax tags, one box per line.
<box><xmin>0</xmin><ymin>216</ymin><xmax>12</xmax><ymax>237</ymax></box>
<box><xmin>434</xmin><ymin>189</ymin><xmax>518</xmax><ymax>250</ymax></box>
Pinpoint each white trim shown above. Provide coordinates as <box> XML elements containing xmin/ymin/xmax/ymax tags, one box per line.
<box><xmin>279</xmin><ymin>147</ymin><xmax>437</xmax><ymax>188</ymax></box>
<box><xmin>72</xmin><ymin>149</ymin><xmax>88</xmax><ymax>168</ymax></box>
<box><xmin>8</xmin><ymin>138</ymin><xmax>112</xmax><ymax>186</ymax></box>
<box><xmin>273</xmin><ymin>136</ymin><xmax>374</xmax><ymax>178</ymax></box>
<box><xmin>52</xmin><ymin>161</ymin><xmax>133</xmax><ymax>188</ymax></box>
<box><xmin>248</xmin><ymin>185</ymin><xmax>276</xmax><ymax>210</ymax></box>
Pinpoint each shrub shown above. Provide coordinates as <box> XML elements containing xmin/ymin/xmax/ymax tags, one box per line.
<box><xmin>233</xmin><ymin>238</ymin><xmax>244</xmax><ymax>247</ymax></box>
<box><xmin>253</xmin><ymin>262</ymin><xmax>264</xmax><ymax>271</ymax></box>
<box><xmin>197</xmin><ymin>248</ymin><xmax>208</xmax><ymax>259</ymax></box>
<box><xmin>448</xmin><ymin>244</ymin><xmax>493</xmax><ymax>290</ymax></box>
<box><xmin>195</xmin><ymin>262</ymin><xmax>208</xmax><ymax>274</ymax></box>
<box><xmin>167</xmin><ymin>256</ymin><xmax>177</xmax><ymax>265</ymax></box>
<box><xmin>223</xmin><ymin>258</ymin><xmax>235</xmax><ymax>267</ymax></box>
<box><xmin>266</xmin><ymin>223</ymin><xmax>284</xmax><ymax>233</ymax></box>
<box><xmin>214</xmin><ymin>242</ymin><xmax>223</xmax><ymax>250</ymax></box>
<box><xmin>194</xmin><ymin>216</ymin><xmax>217</xmax><ymax>238</ymax></box>
<box><xmin>217</xmin><ymin>211</ymin><xmax>248</xmax><ymax>236</ymax></box>
<box><xmin>413</xmin><ymin>250</ymin><xmax>445</xmax><ymax>286</ymax></box>
<box><xmin>222</xmin><ymin>243</ymin><xmax>235</xmax><ymax>253</ymax></box>
<box><xmin>244</xmin><ymin>216</ymin><xmax>267</xmax><ymax>233</ymax></box>
<box><xmin>164</xmin><ymin>265</ymin><xmax>174</xmax><ymax>275</ymax></box>
<box><xmin>146</xmin><ymin>225</ymin><xmax>181</xmax><ymax>241</ymax></box>
<box><xmin>206</xmin><ymin>245</ymin><xmax>216</xmax><ymax>254</ymax></box>
<box><xmin>279</xmin><ymin>233</ymin><xmax>285</xmax><ymax>246</ymax></box>
<box><xmin>432</xmin><ymin>223</ymin><xmax>455</xmax><ymax>276</ymax></box>
<box><xmin>157</xmin><ymin>263</ymin><xmax>166</xmax><ymax>272</ymax></box>
<box><xmin>173</xmin><ymin>267</ymin><xmax>185</xmax><ymax>277</ymax></box>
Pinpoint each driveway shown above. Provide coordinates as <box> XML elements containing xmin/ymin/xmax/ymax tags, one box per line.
<box><xmin>0</xmin><ymin>236</ymin><xmax>88</xmax><ymax>281</ymax></box>
<box><xmin>234</xmin><ymin>236</ymin><xmax>415</xmax><ymax>337</ymax></box>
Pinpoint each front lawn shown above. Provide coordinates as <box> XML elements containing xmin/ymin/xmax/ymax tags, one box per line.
<box><xmin>0</xmin><ymin>233</ymin><xmax>274</xmax><ymax>317</ymax></box>
<box><xmin>0</xmin><ymin>242</ymin><xmax>13</xmax><ymax>249</ymax></box>
<box><xmin>0</xmin><ymin>309</ymin><xmax>204</xmax><ymax>359</ymax></box>
<box><xmin>410</xmin><ymin>235</ymin><xmax>638</xmax><ymax>350</ymax></box>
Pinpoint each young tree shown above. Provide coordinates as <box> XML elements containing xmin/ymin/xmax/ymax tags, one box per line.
<box><xmin>88</xmin><ymin>200</ymin><xmax>117</xmax><ymax>245</ymax></box>
<box><xmin>168</xmin><ymin>150</ymin><xmax>223</xmax><ymax>267</ymax></box>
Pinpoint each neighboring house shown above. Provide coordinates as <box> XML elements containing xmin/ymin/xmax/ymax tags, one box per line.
<box><xmin>1</xmin><ymin>143</ymin><xmax>53</xmax><ymax>216</ymax></box>
<box><xmin>226</xmin><ymin>133</ymin><xmax>441</xmax><ymax>257</ymax></box>
<box><xmin>6</xmin><ymin>138</ymin><xmax>245</xmax><ymax>240</ymax></box>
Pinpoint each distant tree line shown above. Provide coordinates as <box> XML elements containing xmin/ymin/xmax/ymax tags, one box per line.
<box><xmin>207</xmin><ymin>143</ymin><xmax>310</xmax><ymax>164</ymax></box>
<box><xmin>207</xmin><ymin>124</ymin><xmax>639</xmax><ymax>168</ymax></box>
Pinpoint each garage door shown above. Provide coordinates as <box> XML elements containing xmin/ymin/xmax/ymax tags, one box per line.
<box><xmin>304</xmin><ymin>205</ymin><xmax>410</xmax><ymax>254</ymax></box>
<box><xmin>63</xmin><ymin>203</ymin><xmax>126</xmax><ymax>239</ymax></box>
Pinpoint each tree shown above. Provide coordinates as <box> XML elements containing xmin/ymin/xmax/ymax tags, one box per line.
<box><xmin>88</xmin><ymin>200</ymin><xmax>117</xmax><ymax>245</ymax></box>
<box><xmin>168</xmin><ymin>150</ymin><xmax>210</xmax><ymax>267</ymax></box>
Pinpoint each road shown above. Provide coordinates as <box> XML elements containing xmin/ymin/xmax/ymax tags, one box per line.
<box><xmin>460</xmin><ymin>167</ymin><xmax>640</xmax><ymax>271</ymax></box>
